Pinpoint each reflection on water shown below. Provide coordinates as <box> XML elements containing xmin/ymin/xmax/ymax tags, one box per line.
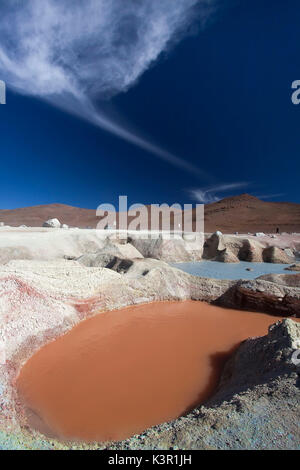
<box><xmin>171</xmin><ymin>260</ymin><xmax>292</xmax><ymax>280</ymax></box>
<box><xmin>17</xmin><ymin>301</ymin><xmax>288</xmax><ymax>443</ymax></box>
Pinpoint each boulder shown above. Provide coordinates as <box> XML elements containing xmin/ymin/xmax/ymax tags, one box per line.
<box><xmin>204</xmin><ymin>233</ymin><xmax>264</xmax><ymax>263</ymax></box>
<box><xmin>0</xmin><ymin>222</ymin><xmax>4</xmax><ymax>227</ymax></box>
<box><xmin>43</xmin><ymin>218</ymin><xmax>61</xmax><ymax>228</ymax></box>
<box><xmin>285</xmin><ymin>264</ymin><xmax>300</xmax><ymax>272</ymax></box>
<box><xmin>105</xmin><ymin>257</ymin><xmax>134</xmax><ymax>274</ymax></box>
<box><xmin>77</xmin><ymin>252</ymin><xmax>118</xmax><ymax>268</ymax></box>
<box><xmin>129</xmin><ymin>235</ymin><xmax>203</xmax><ymax>262</ymax></box>
<box><xmin>203</xmin><ymin>231</ymin><xmax>225</xmax><ymax>259</ymax></box>
<box><xmin>215</xmin><ymin>248</ymin><xmax>239</xmax><ymax>263</ymax></box>
<box><xmin>263</xmin><ymin>246</ymin><xmax>293</xmax><ymax>264</ymax></box>
<box><xmin>255</xmin><ymin>232</ymin><xmax>265</xmax><ymax>237</ymax></box>
<box><xmin>284</xmin><ymin>248</ymin><xmax>294</xmax><ymax>258</ymax></box>
<box><xmin>238</xmin><ymin>239</ymin><xmax>264</xmax><ymax>262</ymax></box>
<box><xmin>216</xmin><ymin>278</ymin><xmax>300</xmax><ymax>317</ymax></box>
<box><xmin>61</xmin><ymin>224</ymin><xmax>69</xmax><ymax>230</ymax></box>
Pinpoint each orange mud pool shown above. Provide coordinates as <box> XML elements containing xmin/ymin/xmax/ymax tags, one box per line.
<box><xmin>16</xmin><ymin>301</ymin><xmax>293</xmax><ymax>443</ymax></box>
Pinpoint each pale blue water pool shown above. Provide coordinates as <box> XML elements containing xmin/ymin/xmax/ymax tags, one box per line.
<box><xmin>171</xmin><ymin>261</ymin><xmax>293</xmax><ymax>280</ymax></box>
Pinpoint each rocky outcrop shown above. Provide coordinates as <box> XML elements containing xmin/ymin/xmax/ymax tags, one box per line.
<box><xmin>257</xmin><ymin>272</ymin><xmax>300</xmax><ymax>288</ymax></box>
<box><xmin>77</xmin><ymin>241</ymin><xmax>143</xmax><ymax>267</ymax></box>
<box><xmin>75</xmin><ymin>246</ymin><xmax>300</xmax><ymax>317</ymax></box>
<box><xmin>77</xmin><ymin>252</ymin><xmax>117</xmax><ymax>268</ymax></box>
<box><xmin>215</xmin><ymin>248</ymin><xmax>239</xmax><ymax>263</ymax></box>
<box><xmin>0</xmin><ymin>230</ymin><xmax>144</xmax><ymax>264</ymax></box>
<box><xmin>204</xmin><ymin>232</ymin><xmax>264</xmax><ymax>263</ymax></box>
<box><xmin>128</xmin><ymin>234</ymin><xmax>203</xmax><ymax>262</ymax></box>
<box><xmin>262</xmin><ymin>246</ymin><xmax>293</xmax><ymax>264</ymax></box>
<box><xmin>101</xmin><ymin>257</ymin><xmax>173</xmax><ymax>277</ymax></box>
<box><xmin>108</xmin><ymin>319</ymin><xmax>300</xmax><ymax>450</ymax></box>
<box><xmin>203</xmin><ymin>231</ymin><xmax>225</xmax><ymax>259</ymax></box>
<box><xmin>215</xmin><ymin>319</ymin><xmax>300</xmax><ymax>399</ymax></box>
<box><xmin>0</xmin><ymin>226</ymin><xmax>299</xmax><ymax>265</ymax></box>
<box><xmin>43</xmin><ymin>218</ymin><xmax>61</xmax><ymax>228</ymax></box>
<box><xmin>216</xmin><ymin>278</ymin><xmax>300</xmax><ymax>317</ymax></box>
<box><xmin>284</xmin><ymin>248</ymin><xmax>294</xmax><ymax>258</ymax></box>
<box><xmin>285</xmin><ymin>263</ymin><xmax>300</xmax><ymax>271</ymax></box>
<box><xmin>79</xmin><ymin>255</ymin><xmax>161</xmax><ymax>276</ymax></box>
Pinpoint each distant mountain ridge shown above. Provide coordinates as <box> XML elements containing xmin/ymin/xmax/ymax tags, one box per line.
<box><xmin>203</xmin><ymin>194</ymin><xmax>300</xmax><ymax>233</ymax></box>
<box><xmin>1</xmin><ymin>194</ymin><xmax>300</xmax><ymax>233</ymax></box>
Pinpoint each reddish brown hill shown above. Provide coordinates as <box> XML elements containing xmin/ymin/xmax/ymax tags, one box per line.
<box><xmin>202</xmin><ymin>194</ymin><xmax>300</xmax><ymax>233</ymax></box>
<box><xmin>0</xmin><ymin>194</ymin><xmax>300</xmax><ymax>233</ymax></box>
<box><xmin>0</xmin><ymin>204</ymin><xmax>97</xmax><ymax>228</ymax></box>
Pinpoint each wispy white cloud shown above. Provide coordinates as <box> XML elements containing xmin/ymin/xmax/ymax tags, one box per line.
<box><xmin>187</xmin><ymin>182</ymin><xmax>250</xmax><ymax>203</ymax></box>
<box><xmin>254</xmin><ymin>193</ymin><xmax>285</xmax><ymax>200</ymax></box>
<box><xmin>0</xmin><ymin>0</ymin><xmax>217</xmax><ymax>176</ymax></box>
<box><xmin>188</xmin><ymin>188</ymin><xmax>219</xmax><ymax>204</ymax></box>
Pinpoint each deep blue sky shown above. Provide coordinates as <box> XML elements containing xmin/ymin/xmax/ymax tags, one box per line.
<box><xmin>1</xmin><ymin>0</ymin><xmax>300</xmax><ymax>209</ymax></box>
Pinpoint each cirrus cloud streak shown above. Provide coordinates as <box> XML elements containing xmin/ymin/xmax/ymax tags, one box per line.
<box><xmin>0</xmin><ymin>0</ymin><xmax>217</xmax><ymax>176</ymax></box>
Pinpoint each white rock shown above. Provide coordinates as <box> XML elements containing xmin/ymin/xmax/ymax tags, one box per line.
<box><xmin>43</xmin><ymin>218</ymin><xmax>61</xmax><ymax>228</ymax></box>
<box><xmin>182</xmin><ymin>232</ymin><xmax>196</xmax><ymax>242</ymax></box>
<box><xmin>255</xmin><ymin>232</ymin><xmax>265</xmax><ymax>237</ymax></box>
<box><xmin>0</xmin><ymin>222</ymin><xmax>4</xmax><ymax>227</ymax></box>
<box><xmin>284</xmin><ymin>248</ymin><xmax>294</xmax><ymax>258</ymax></box>
<box><xmin>61</xmin><ymin>224</ymin><xmax>69</xmax><ymax>230</ymax></box>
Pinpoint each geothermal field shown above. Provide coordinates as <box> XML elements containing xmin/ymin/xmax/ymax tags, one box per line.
<box><xmin>0</xmin><ymin>209</ymin><xmax>300</xmax><ymax>450</ymax></box>
<box><xmin>2</xmin><ymin>0</ymin><xmax>300</xmax><ymax>455</ymax></box>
